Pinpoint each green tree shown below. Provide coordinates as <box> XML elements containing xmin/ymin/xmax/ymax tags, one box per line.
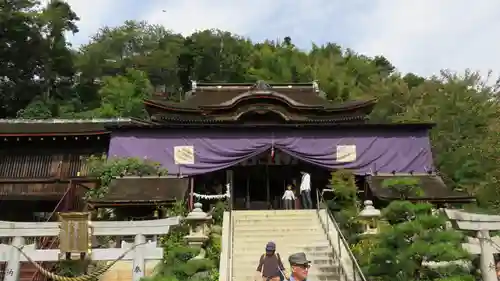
<box><xmin>358</xmin><ymin>201</ymin><xmax>473</xmax><ymax>281</ymax></box>
<box><xmin>0</xmin><ymin>0</ymin><xmax>79</xmax><ymax>118</ymax></box>
<box><xmin>81</xmin><ymin>68</ymin><xmax>153</xmax><ymax>118</ymax></box>
<box><xmin>395</xmin><ymin>71</ymin><xmax>500</xmax><ymax>194</ymax></box>
<box><xmin>0</xmin><ymin>0</ymin><xmax>45</xmax><ymax>117</ymax></box>
<box><xmin>75</xmin><ymin>21</ymin><xmax>184</xmax><ymax>102</ymax></box>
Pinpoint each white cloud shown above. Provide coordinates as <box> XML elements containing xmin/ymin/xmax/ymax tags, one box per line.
<box><xmin>63</xmin><ymin>0</ymin><xmax>118</xmax><ymax>45</ymax></box>
<box><xmin>62</xmin><ymin>0</ymin><xmax>500</xmax><ymax>78</ymax></box>
<box><xmin>142</xmin><ymin>0</ymin><xmax>282</xmax><ymax>36</ymax></box>
<box><xmin>351</xmin><ymin>0</ymin><xmax>500</xmax><ymax>77</ymax></box>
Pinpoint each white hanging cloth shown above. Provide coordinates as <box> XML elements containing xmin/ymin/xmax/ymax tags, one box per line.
<box><xmin>193</xmin><ymin>183</ymin><xmax>231</xmax><ymax>200</ymax></box>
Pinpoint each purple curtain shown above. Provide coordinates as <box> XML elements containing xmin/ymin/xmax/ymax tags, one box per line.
<box><xmin>108</xmin><ymin>129</ymin><xmax>434</xmax><ymax>176</ymax></box>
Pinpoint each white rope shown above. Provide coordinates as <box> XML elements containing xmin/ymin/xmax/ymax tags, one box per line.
<box><xmin>193</xmin><ymin>183</ymin><xmax>231</xmax><ymax>200</ymax></box>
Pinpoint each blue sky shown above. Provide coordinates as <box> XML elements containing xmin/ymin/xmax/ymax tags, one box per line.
<box><xmin>63</xmin><ymin>0</ymin><xmax>500</xmax><ymax>79</ymax></box>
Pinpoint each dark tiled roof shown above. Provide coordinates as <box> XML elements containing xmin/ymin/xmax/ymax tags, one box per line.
<box><xmin>0</xmin><ymin>119</ymin><xmax>152</xmax><ymax>136</ymax></box>
<box><xmin>144</xmin><ymin>81</ymin><xmax>376</xmax><ymax>111</ymax></box>
<box><xmin>366</xmin><ymin>174</ymin><xmax>474</xmax><ymax>202</ymax></box>
<box><xmin>106</xmin><ymin>122</ymin><xmax>435</xmax><ymax>130</ymax></box>
<box><xmin>89</xmin><ymin>176</ymin><xmax>189</xmax><ymax>203</ymax></box>
<box><xmin>147</xmin><ymin>92</ymin><xmax>375</xmax><ymax>110</ymax></box>
<box><xmin>153</xmin><ymin>115</ymin><xmax>367</xmax><ymax>124</ymax></box>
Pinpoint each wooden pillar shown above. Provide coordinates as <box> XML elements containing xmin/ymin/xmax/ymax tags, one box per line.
<box><xmin>283</xmin><ymin>178</ymin><xmax>286</xmax><ymax>210</ymax></box>
<box><xmin>63</xmin><ymin>180</ymin><xmax>75</xmax><ymax>211</ymax></box>
<box><xmin>226</xmin><ymin>169</ymin><xmax>233</xmax><ymax>210</ymax></box>
<box><xmin>246</xmin><ymin>176</ymin><xmax>250</xmax><ymax>210</ymax></box>
<box><xmin>189</xmin><ymin>177</ymin><xmax>194</xmax><ymax>211</ymax></box>
<box><xmin>266</xmin><ymin>165</ymin><xmax>270</xmax><ymax>209</ymax></box>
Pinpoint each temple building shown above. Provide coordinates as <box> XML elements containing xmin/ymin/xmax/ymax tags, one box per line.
<box><xmin>106</xmin><ymin>81</ymin><xmax>473</xmax><ymax>209</ymax></box>
<box><xmin>0</xmin><ymin>80</ymin><xmax>473</xmax><ymax>219</ymax></box>
<box><xmin>0</xmin><ymin>80</ymin><xmax>474</xmax><ymax>281</ymax></box>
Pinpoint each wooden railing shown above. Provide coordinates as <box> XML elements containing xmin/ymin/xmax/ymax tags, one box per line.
<box><xmin>0</xmin><ymin>153</ymin><xmax>95</xmax><ymax>179</ymax></box>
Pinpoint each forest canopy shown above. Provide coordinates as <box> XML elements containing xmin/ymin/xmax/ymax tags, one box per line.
<box><xmin>1</xmin><ymin>0</ymin><xmax>499</xmax><ymax>208</ymax></box>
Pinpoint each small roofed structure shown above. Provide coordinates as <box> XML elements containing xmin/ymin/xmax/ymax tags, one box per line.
<box><xmin>87</xmin><ymin>176</ymin><xmax>190</xmax><ymax>220</ymax></box>
<box><xmin>365</xmin><ymin>173</ymin><xmax>474</xmax><ymax>203</ymax></box>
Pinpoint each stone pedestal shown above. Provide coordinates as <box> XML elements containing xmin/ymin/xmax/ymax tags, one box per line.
<box><xmin>184</xmin><ymin>202</ymin><xmax>212</xmax><ymax>247</ymax></box>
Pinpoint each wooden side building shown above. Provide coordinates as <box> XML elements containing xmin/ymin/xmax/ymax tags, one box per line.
<box><xmin>0</xmin><ymin>118</ymin><xmax>145</xmax><ymax>221</ymax></box>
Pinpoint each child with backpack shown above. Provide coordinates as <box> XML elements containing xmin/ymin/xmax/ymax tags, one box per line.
<box><xmin>255</xmin><ymin>242</ymin><xmax>288</xmax><ymax>281</ymax></box>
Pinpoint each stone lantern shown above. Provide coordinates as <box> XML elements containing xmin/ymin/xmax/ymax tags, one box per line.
<box><xmin>358</xmin><ymin>200</ymin><xmax>381</xmax><ymax>235</ymax></box>
<box><xmin>184</xmin><ymin>202</ymin><xmax>212</xmax><ymax>247</ymax></box>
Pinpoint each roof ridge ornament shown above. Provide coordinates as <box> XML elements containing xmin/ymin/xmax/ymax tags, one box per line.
<box><xmin>191</xmin><ymin>81</ymin><xmax>197</xmax><ymax>92</ymax></box>
<box><xmin>252</xmin><ymin>80</ymin><xmax>272</xmax><ymax>90</ymax></box>
<box><xmin>312</xmin><ymin>81</ymin><xmax>319</xmax><ymax>92</ymax></box>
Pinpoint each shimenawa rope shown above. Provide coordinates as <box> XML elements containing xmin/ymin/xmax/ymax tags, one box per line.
<box><xmin>10</xmin><ymin>242</ymin><xmax>147</xmax><ymax>281</ymax></box>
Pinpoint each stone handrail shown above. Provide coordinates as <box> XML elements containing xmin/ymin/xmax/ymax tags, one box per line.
<box><xmin>218</xmin><ymin>212</ymin><xmax>230</xmax><ymax>281</ymax></box>
<box><xmin>0</xmin><ymin>217</ymin><xmax>181</xmax><ymax>281</ymax></box>
<box><xmin>444</xmin><ymin>209</ymin><xmax>500</xmax><ymax>281</ymax></box>
<box><xmin>317</xmin><ymin>209</ymin><xmax>364</xmax><ymax>281</ymax></box>
<box><xmin>0</xmin><ymin>217</ymin><xmax>180</xmax><ymax>237</ymax></box>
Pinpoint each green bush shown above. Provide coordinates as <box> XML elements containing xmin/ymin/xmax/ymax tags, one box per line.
<box><xmin>85</xmin><ymin>155</ymin><xmax>168</xmax><ymax>199</ymax></box>
<box><xmin>151</xmin><ymin>200</ymin><xmax>223</xmax><ymax>281</ymax></box>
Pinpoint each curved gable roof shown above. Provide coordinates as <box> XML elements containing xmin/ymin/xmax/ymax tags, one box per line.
<box><xmin>144</xmin><ymin>81</ymin><xmax>376</xmax><ymax>114</ymax></box>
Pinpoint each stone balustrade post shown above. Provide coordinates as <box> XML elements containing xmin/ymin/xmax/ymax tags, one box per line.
<box><xmin>133</xmin><ymin>234</ymin><xmax>146</xmax><ymax>281</ymax></box>
<box><xmin>5</xmin><ymin>236</ymin><xmax>24</xmax><ymax>281</ymax></box>
<box><xmin>478</xmin><ymin>230</ymin><xmax>497</xmax><ymax>281</ymax></box>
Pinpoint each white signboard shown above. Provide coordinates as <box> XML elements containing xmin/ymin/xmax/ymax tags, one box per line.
<box><xmin>174</xmin><ymin>146</ymin><xmax>195</xmax><ymax>164</ymax></box>
<box><xmin>336</xmin><ymin>145</ymin><xmax>356</xmax><ymax>163</ymax></box>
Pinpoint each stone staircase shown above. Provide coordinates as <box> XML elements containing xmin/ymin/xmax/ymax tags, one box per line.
<box><xmin>228</xmin><ymin>210</ymin><xmax>340</xmax><ymax>281</ymax></box>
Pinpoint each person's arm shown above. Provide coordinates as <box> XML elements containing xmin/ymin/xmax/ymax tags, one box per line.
<box><xmin>305</xmin><ymin>174</ymin><xmax>311</xmax><ymax>190</ymax></box>
<box><xmin>277</xmin><ymin>253</ymin><xmax>289</xmax><ymax>278</ymax></box>
<box><xmin>256</xmin><ymin>254</ymin><xmax>264</xmax><ymax>272</ymax></box>
<box><xmin>299</xmin><ymin>179</ymin><xmax>304</xmax><ymax>191</ymax></box>
<box><xmin>277</xmin><ymin>253</ymin><xmax>285</xmax><ymax>270</ymax></box>
<box><xmin>282</xmin><ymin>191</ymin><xmax>286</xmax><ymax>200</ymax></box>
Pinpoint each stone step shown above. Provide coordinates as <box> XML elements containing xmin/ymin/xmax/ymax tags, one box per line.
<box><xmin>232</xmin><ymin>216</ymin><xmax>319</xmax><ymax>220</ymax></box>
<box><xmin>233</xmin><ymin>236</ymin><xmax>326</xmax><ymax>243</ymax></box>
<box><xmin>233</xmin><ymin>225</ymin><xmax>323</xmax><ymax>232</ymax></box>
<box><xmin>233</xmin><ymin>242</ymin><xmax>330</xmax><ymax>248</ymax></box>
<box><xmin>233</xmin><ymin>237</ymin><xmax>326</xmax><ymax>244</ymax></box>
<box><xmin>232</xmin><ymin>212</ymin><xmax>318</xmax><ymax>219</ymax></box>
<box><xmin>229</xmin><ymin>256</ymin><xmax>338</xmax><ymax>267</ymax></box>
<box><xmin>232</xmin><ymin>272</ymin><xmax>340</xmax><ymax>281</ymax></box>
<box><xmin>232</xmin><ymin>244</ymin><xmax>331</xmax><ymax>253</ymax></box>
<box><xmin>232</xmin><ymin>262</ymin><xmax>339</xmax><ymax>272</ymax></box>
<box><xmin>233</xmin><ymin>242</ymin><xmax>331</xmax><ymax>248</ymax></box>
<box><xmin>316</xmin><ymin>273</ymin><xmax>342</xmax><ymax>281</ymax></box>
<box><xmin>233</xmin><ymin>230</ymin><xmax>325</xmax><ymax>235</ymax></box>
<box><xmin>232</xmin><ymin>252</ymin><xmax>334</xmax><ymax>263</ymax></box>
<box><xmin>234</xmin><ymin>218</ymin><xmax>319</xmax><ymax>225</ymax></box>
<box><xmin>233</xmin><ymin>217</ymin><xmax>321</xmax><ymax>225</ymax></box>
<box><xmin>233</xmin><ymin>210</ymin><xmax>317</xmax><ymax>216</ymax></box>
<box><xmin>234</xmin><ymin>263</ymin><xmax>339</xmax><ymax>270</ymax></box>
